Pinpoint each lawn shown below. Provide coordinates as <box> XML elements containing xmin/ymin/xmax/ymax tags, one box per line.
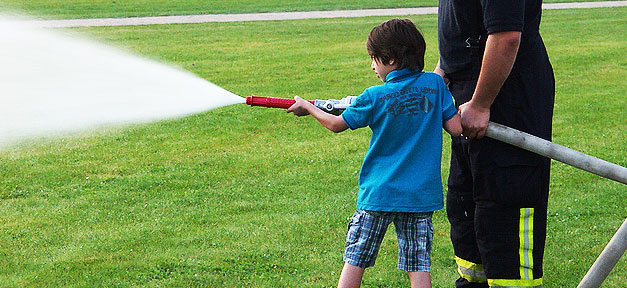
<box><xmin>0</xmin><ymin>6</ymin><xmax>626</xmax><ymax>288</ymax></box>
<box><xmin>0</xmin><ymin>0</ymin><xmax>616</xmax><ymax>19</ymax></box>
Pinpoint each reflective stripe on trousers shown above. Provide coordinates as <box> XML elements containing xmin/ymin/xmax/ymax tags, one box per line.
<box><xmin>455</xmin><ymin>256</ymin><xmax>487</xmax><ymax>283</ymax></box>
<box><xmin>488</xmin><ymin>208</ymin><xmax>542</xmax><ymax>288</ymax></box>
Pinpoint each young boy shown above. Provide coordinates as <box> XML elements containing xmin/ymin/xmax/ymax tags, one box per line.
<box><xmin>287</xmin><ymin>19</ymin><xmax>461</xmax><ymax>288</ymax></box>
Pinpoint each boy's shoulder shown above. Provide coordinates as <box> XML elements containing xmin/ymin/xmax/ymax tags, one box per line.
<box><xmin>359</xmin><ymin>71</ymin><xmax>445</xmax><ymax>98</ymax></box>
<box><xmin>388</xmin><ymin>71</ymin><xmax>444</xmax><ymax>85</ymax></box>
<box><xmin>363</xmin><ymin>82</ymin><xmax>386</xmax><ymax>95</ymax></box>
<box><xmin>417</xmin><ymin>71</ymin><xmax>445</xmax><ymax>84</ymax></box>
<box><xmin>366</xmin><ymin>71</ymin><xmax>444</xmax><ymax>93</ymax></box>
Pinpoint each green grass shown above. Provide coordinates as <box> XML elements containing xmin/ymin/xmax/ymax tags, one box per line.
<box><xmin>1</xmin><ymin>6</ymin><xmax>626</xmax><ymax>288</ymax></box>
<box><xmin>0</xmin><ymin>0</ymin><xmax>616</xmax><ymax>19</ymax></box>
<box><xmin>0</xmin><ymin>0</ymin><xmax>435</xmax><ymax>19</ymax></box>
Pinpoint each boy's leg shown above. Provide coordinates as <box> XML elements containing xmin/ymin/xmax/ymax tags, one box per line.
<box><xmin>342</xmin><ymin>210</ymin><xmax>392</xmax><ymax>287</ymax></box>
<box><xmin>338</xmin><ymin>263</ymin><xmax>365</xmax><ymax>288</ymax></box>
<box><xmin>394</xmin><ymin>212</ymin><xmax>434</xmax><ymax>287</ymax></box>
<box><xmin>408</xmin><ymin>271</ymin><xmax>431</xmax><ymax>288</ymax></box>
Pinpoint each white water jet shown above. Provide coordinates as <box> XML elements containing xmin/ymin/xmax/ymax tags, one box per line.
<box><xmin>0</xmin><ymin>14</ymin><xmax>244</xmax><ymax>146</ymax></box>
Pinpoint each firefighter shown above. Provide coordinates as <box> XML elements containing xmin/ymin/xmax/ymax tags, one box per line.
<box><xmin>435</xmin><ymin>0</ymin><xmax>555</xmax><ymax>287</ymax></box>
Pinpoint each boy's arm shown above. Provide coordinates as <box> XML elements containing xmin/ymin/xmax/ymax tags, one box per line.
<box><xmin>287</xmin><ymin>96</ymin><xmax>348</xmax><ymax>133</ymax></box>
<box><xmin>434</xmin><ymin>59</ymin><xmax>449</xmax><ymax>87</ymax></box>
<box><xmin>444</xmin><ymin>113</ymin><xmax>462</xmax><ymax>137</ymax></box>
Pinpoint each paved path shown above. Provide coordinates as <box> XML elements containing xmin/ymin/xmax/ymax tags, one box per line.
<box><xmin>25</xmin><ymin>1</ymin><xmax>627</xmax><ymax>28</ymax></box>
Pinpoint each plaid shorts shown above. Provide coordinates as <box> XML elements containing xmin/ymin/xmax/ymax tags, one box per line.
<box><xmin>343</xmin><ymin>209</ymin><xmax>434</xmax><ymax>271</ymax></box>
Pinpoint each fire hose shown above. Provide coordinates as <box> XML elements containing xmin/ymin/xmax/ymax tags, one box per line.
<box><xmin>246</xmin><ymin>95</ymin><xmax>356</xmax><ymax>116</ymax></box>
<box><xmin>247</xmin><ymin>95</ymin><xmax>626</xmax><ymax>287</ymax></box>
<box><xmin>247</xmin><ymin>96</ymin><xmax>626</xmax><ymax>185</ymax></box>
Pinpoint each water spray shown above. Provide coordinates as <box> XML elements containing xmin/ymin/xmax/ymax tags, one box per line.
<box><xmin>0</xmin><ymin>14</ymin><xmax>244</xmax><ymax>146</ymax></box>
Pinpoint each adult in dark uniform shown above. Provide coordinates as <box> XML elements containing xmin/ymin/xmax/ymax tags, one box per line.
<box><xmin>435</xmin><ymin>0</ymin><xmax>555</xmax><ymax>287</ymax></box>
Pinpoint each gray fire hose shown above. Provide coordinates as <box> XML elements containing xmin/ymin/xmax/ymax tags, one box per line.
<box><xmin>485</xmin><ymin>122</ymin><xmax>627</xmax><ymax>185</ymax></box>
<box><xmin>576</xmin><ymin>219</ymin><xmax>627</xmax><ymax>288</ymax></box>
<box><xmin>485</xmin><ymin>122</ymin><xmax>626</xmax><ymax>288</ymax></box>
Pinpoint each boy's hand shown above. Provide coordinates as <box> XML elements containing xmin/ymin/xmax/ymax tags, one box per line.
<box><xmin>287</xmin><ymin>96</ymin><xmax>348</xmax><ymax>133</ymax></box>
<box><xmin>286</xmin><ymin>96</ymin><xmax>313</xmax><ymax>116</ymax></box>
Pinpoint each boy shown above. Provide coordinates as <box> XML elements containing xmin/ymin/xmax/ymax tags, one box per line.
<box><xmin>287</xmin><ymin>19</ymin><xmax>461</xmax><ymax>288</ymax></box>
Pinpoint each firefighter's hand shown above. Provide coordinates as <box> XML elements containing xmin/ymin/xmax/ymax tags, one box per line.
<box><xmin>286</xmin><ymin>96</ymin><xmax>312</xmax><ymax>116</ymax></box>
<box><xmin>458</xmin><ymin>100</ymin><xmax>490</xmax><ymax>139</ymax></box>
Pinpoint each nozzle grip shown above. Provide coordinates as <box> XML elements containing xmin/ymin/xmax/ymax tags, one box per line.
<box><xmin>246</xmin><ymin>96</ymin><xmax>314</xmax><ymax>109</ymax></box>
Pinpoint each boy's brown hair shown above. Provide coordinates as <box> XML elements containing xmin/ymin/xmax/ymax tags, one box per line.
<box><xmin>366</xmin><ymin>19</ymin><xmax>426</xmax><ymax>72</ymax></box>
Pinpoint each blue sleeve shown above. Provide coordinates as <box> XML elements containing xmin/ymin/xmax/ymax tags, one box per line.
<box><xmin>341</xmin><ymin>89</ymin><xmax>373</xmax><ymax>130</ymax></box>
<box><xmin>439</xmin><ymin>78</ymin><xmax>457</xmax><ymax>122</ymax></box>
<box><xmin>480</xmin><ymin>0</ymin><xmax>525</xmax><ymax>34</ymax></box>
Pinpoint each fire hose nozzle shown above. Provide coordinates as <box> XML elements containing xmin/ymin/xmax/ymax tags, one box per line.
<box><xmin>246</xmin><ymin>96</ymin><xmax>314</xmax><ymax>109</ymax></box>
<box><xmin>246</xmin><ymin>95</ymin><xmax>356</xmax><ymax>115</ymax></box>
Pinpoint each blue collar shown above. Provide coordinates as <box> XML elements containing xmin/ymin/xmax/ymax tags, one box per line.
<box><xmin>385</xmin><ymin>68</ymin><xmax>421</xmax><ymax>83</ymax></box>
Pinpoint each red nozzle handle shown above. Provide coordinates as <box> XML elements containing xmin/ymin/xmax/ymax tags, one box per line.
<box><xmin>246</xmin><ymin>96</ymin><xmax>314</xmax><ymax>109</ymax></box>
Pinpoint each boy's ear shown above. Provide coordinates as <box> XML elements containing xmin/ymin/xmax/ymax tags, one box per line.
<box><xmin>388</xmin><ymin>59</ymin><xmax>396</xmax><ymax>66</ymax></box>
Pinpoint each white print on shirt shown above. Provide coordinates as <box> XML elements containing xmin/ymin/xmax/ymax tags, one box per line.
<box><xmin>381</xmin><ymin>86</ymin><xmax>435</xmax><ymax>116</ymax></box>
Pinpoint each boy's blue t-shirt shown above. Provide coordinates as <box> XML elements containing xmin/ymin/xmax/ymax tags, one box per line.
<box><xmin>341</xmin><ymin>68</ymin><xmax>457</xmax><ymax>212</ymax></box>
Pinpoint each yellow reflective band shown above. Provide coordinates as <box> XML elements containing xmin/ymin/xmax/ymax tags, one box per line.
<box><xmin>455</xmin><ymin>256</ymin><xmax>487</xmax><ymax>283</ymax></box>
<box><xmin>455</xmin><ymin>256</ymin><xmax>485</xmax><ymax>271</ymax></box>
<box><xmin>488</xmin><ymin>277</ymin><xmax>543</xmax><ymax>287</ymax></box>
<box><xmin>519</xmin><ymin>208</ymin><xmax>534</xmax><ymax>280</ymax></box>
